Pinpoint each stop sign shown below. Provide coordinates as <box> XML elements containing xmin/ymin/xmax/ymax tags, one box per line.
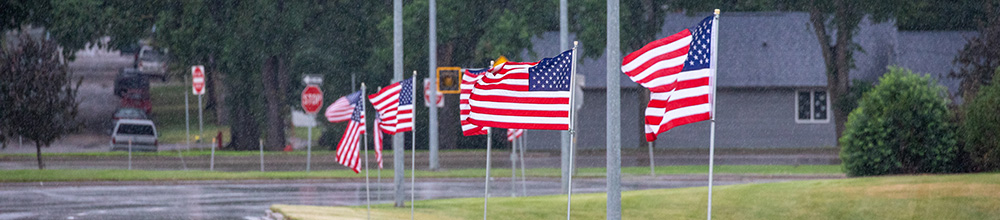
<box><xmin>301</xmin><ymin>85</ymin><xmax>323</xmax><ymax>114</ymax></box>
<box><xmin>192</xmin><ymin>65</ymin><xmax>205</xmax><ymax>95</ymax></box>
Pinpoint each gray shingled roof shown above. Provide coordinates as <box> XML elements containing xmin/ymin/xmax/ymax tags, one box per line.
<box><xmin>894</xmin><ymin>31</ymin><xmax>976</xmax><ymax>96</ymax></box>
<box><xmin>525</xmin><ymin>12</ymin><xmax>901</xmax><ymax>89</ymax></box>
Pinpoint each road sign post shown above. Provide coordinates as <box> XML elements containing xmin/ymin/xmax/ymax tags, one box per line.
<box><xmin>192</xmin><ymin>66</ymin><xmax>205</xmax><ymax>152</ymax></box>
<box><xmin>301</xmin><ymin>84</ymin><xmax>323</xmax><ymax>172</ymax></box>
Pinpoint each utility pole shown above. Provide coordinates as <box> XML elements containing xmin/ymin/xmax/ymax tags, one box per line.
<box><xmin>606</xmin><ymin>0</ymin><xmax>622</xmax><ymax>219</ymax></box>
<box><xmin>559</xmin><ymin>0</ymin><xmax>571</xmax><ymax>194</ymax></box>
<box><xmin>428</xmin><ymin>0</ymin><xmax>440</xmax><ymax>170</ymax></box>
<box><xmin>393</xmin><ymin>0</ymin><xmax>406</xmax><ymax>208</ymax></box>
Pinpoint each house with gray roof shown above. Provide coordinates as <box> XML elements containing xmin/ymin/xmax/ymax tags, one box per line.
<box><xmin>517</xmin><ymin>12</ymin><xmax>970</xmax><ymax>150</ymax></box>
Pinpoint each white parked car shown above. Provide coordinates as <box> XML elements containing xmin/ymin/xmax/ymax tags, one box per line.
<box><xmin>110</xmin><ymin>119</ymin><xmax>158</xmax><ymax>152</ymax></box>
<box><xmin>137</xmin><ymin>46</ymin><xmax>166</xmax><ymax>75</ymax></box>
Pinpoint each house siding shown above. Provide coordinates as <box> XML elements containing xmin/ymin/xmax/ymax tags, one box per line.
<box><xmin>653</xmin><ymin>88</ymin><xmax>837</xmax><ymax>148</ymax></box>
<box><xmin>524</xmin><ymin>87</ymin><xmax>837</xmax><ymax>149</ymax></box>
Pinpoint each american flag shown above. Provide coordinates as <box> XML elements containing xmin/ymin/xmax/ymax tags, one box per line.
<box><xmin>334</xmin><ymin>90</ymin><xmax>365</xmax><ymax>173</ymax></box>
<box><xmin>424</xmin><ymin>78</ymin><xmax>444</xmax><ymax>108</ymax></box>
<box><xmin>506</xmin><ymin>129</ymin><xmax>524</xmax><ymax>142</ymax></box>
<box><xmin>368</xmin><ymin>77</ymin><xmax>415</xmax><ymax>134</ymax></box>
<box><xmin>373</xmin><ymin>114</ymin><xmax>384</xmax><ymax>169</ymax></box>
<box><xmin>460</xmin><ymin>68</ymin><xmax>489</xmax><ymax>136</ymax></box>
<box><xmin>468</xmin><ymin>50</ymin><xmax>574</xmax><ymax>130</ymax></box>
<box><xmin>324</xmin><ymin>94</ymin><xmax>353</xmax><ymax>123</ymax></box>
<box><xmin>621</xmin><ymin>16</ymin><xmax>715</xmax><ymax>141</ymax></box>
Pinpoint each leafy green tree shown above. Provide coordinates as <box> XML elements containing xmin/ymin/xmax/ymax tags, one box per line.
<box><xmin>960</xmin><ymin>68</ymin><xmax>1000</xmax><ymax>172</ymax></box>
<box><xmin>0</xmin><ymin>33</ymin><xmax>81</xmax><ymax>169</ymax></box>
<box><xmin>951</xmin><ymin>0</ymin><xmax>1000</xmax><ymax>103</ymax></box>
<box><xmin>0</xmin><ymin>0</ymin><xmax>111</xmax><ymax>60</ymax></box>
<box><xmin>839</xmin><ymin>67</ymin><xmax>958</xmax><ymax>176</ymax></box>
<box><xmin>365</xmin><ymin>0</ymin><xmax>557</xmax><ymax>149</ymax></box>
<box><xmin>150</xmin><ymin>0</ymin><xmax>390</xmax><ymax>150</ymax></box>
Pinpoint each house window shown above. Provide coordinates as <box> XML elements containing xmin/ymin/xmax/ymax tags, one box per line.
<box><xmin>796</xmin><ymin>90</ymin><xmax>829</xmax><ymax>123</ymax></box>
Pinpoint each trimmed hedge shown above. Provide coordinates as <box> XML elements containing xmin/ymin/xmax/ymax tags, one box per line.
<box><xmin>839</xmin><ymin>67</ymin><xmax>959</xmax><ymax>176</ymax></box>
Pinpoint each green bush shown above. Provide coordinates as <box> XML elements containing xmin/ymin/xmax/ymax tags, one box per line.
<box><xmin>961</xmin><ymin>68</ymin><xmax>1000</xmax><ymax>172</ymax></box>
<box><xmin>839</xmin><ymin>67</ymin><xmax>959</xmax><ymax>176</ymax></box>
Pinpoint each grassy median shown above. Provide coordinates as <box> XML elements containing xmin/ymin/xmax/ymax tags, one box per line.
<box><xmin>272</xmin><ymin>173</ymin><xmax>1000</xmax><ymax>220</ymax></box>
<box><xmin>0</xmin><ymin>165</ymin><xmax>840</xmax><ymax>182</ymax></box>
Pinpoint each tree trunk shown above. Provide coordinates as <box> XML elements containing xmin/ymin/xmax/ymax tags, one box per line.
<box><xmin>207</xmin><ymin>53</ymin><xmax>226</xmax><ymax>125</ymax></box>
<box><xmin>439</xmin><ymin>42</ymin><xmax>457</xmax><ymax>150</ymax></box>
<box><xmin>262</xmin><ymin>56</ymin><xmax>286</xmax><ymax>151</ymax></box>
<box><xmin>36</xmin><ymin>142</ymin><xmax>44</xmax><ymax>170</ymax></box>
<box><xmin>277</xmin><ymin>56</ymin><xmax>290</xmax><ymax>150</ymax></box>
<box><xmin>226</xmin><ymin>89</ymin><xmax>260</xmax><ymax>150</ymax></box>
<box><xmin>808</xmin><ymin>0</ymin><xmax>860</xmax><ymax>144</ymax></box>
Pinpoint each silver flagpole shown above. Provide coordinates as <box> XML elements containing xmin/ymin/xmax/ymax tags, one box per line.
<box><xmin>410</xmin><ymin>72</ymin><xmax>417</xmax><ymax>220</ymax></box>
<box><xmin>520</xmin><ymin>131</ymin><xmax>526</xmax><ymax>196</ymax></box>
<box><xmin>483</xmin><ymin>62</ymin><xmax>493</xmax><ymax>220</ymax></box>
<box><xmin>648</xmin><ymin>142</ymin><xmax>655</xmax><ymax>176</ymax></box>
<box><xmin>483</xmin><ymin>128</ymin><xmax>492</xmax><ymax>220</ymax></box>
<box><xmin>362</xmin><ymin>83</ymin><xmax>371</xmax><ymax>219</ymax></box>
<box><xmin>566</xmin><ymin>41</ymin><xmax>579</xmax><ymax>220</ymax></box>
<box><xmin>707</xmin><ymin>9</ymin><xmax>720</xmax><ymax>220</ymax></box>
<box><xmin>376</xmin><ymin>86</ymin><xmax>383</xmax><ymax>203</ymax></box>
<box><xmin>511</xmin><ymin>134</ymin><xmax>517</xmax><ymax>197</ymax></box>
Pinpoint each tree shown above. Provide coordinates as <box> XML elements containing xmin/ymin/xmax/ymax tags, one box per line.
<box><xmin>960</xmin><ymin>68</ymin><xmax>1000</xmax><ymax>172</ymax></box>
<box><xmin>0</xmin><ymin>0</ymin><xmax>112</xmax><ymax>61</ymax></box>
<box><xmin>0</xmin><ymin>32</ymin><xmax>81</xmax><ymax>169</ymax></box>
<box><xmin>365</xmin><ymin>0</ymin><xmax>558</xmax><ymax>150</ymax></box>
<box><xmin>150</xmin><ymin>0</ymin><xmax>390</xmax><ymax>150</ymax></box>
<box><xmin>951</xmin><ymin>0</ymin><xmax>1000</xmax><ymax>103</ymax></box>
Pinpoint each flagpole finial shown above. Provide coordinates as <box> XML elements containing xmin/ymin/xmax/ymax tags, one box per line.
<box><xmin>413</xmin><ymin>70</ymin><xmax>417</xmax><ymax>77</ymax></box>
<box><xmin>361</xmin><ymin>82</ymin><xmax>366</xmax><ymax>88</ymax></box>
<box><xmin>714</xmin><ymin>9</ymin><xmax>720</xmax><ymax>15</ymax></box>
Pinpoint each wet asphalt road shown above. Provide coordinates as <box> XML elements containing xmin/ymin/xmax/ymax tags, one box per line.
<box><xmin>0</xmin><ymin>174</ymin><xmax>841</xmax><ymax>220</ymax></box>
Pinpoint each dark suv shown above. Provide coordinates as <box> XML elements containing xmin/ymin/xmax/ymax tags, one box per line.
<box><xmin>114</xmin><ymin>68</ymin><xmax>149</xmax><ymax>98</ymax></box>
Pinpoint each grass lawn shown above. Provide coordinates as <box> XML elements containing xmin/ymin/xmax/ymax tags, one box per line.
<box><xmin>0</xmin><ymin>165</ymin><xmax>840</xmax><ymax>182</ymax></box>
<box><xmin>272</xmin><ymin>173</ymin><xmax>1000</xmax><ymax>220</ymax></box>
<box><xmin>151</xmin><ymin>84</ymin><xmax>228</xmax><ymax>144</ymax></box>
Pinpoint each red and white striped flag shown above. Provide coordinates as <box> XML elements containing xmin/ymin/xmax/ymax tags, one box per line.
<box><xmin>424</xmin><ymin>78</ymin><xmax>444</xmax><ymax>107</ymax></box>
<box><xmin>622</xmin><ymin>16</ymin><xmax>716</xmax><ymax>141</ymax></box>
<box><xmin>368</xmin><ymin>77</ymin><xmax>415</xmax><ymax>134</ymax></box>
<box><xmin>506</xmin><ymin>129</ymin><xmax>524</xmax><ymax>142</ymax></box>
<box><xmin>460</xmin><ymin>68</ymin><xmax>489</xmax><ymax>136</ymax></box>
<box><xmin>324</xmin><ymin>95</ymin><xmax>353</xmax><ymax>123</ymax></box>
<box><xmin>373</xmin><ymin>115</ymin><xmax>384</xmax><ymax>169</ymax></box>
<box><xmin>335</xmin><ymin>91</ymin><xmax>365</xmax><ymax>173</ymax></box>
<box><xmin>468</xmin><ymin>50</ymin><xmax>575</xmax><ymax>130</ymax></box>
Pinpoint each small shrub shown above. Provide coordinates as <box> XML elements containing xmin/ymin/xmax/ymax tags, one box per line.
<box><xmin>839</xmin><ymin>67</ymin><xmax>959</xmax><ymax>176</ymax></box>
<box><xmin>961</xmin><ymin>68</ymin><xmax>1000</xmax><ymax>172</ymax></box>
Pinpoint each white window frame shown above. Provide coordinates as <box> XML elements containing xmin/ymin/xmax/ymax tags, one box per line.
<box><xmin>794</xmin><ymin>89</ymin><xmax>831</xmax><ymax>124</ymax></box>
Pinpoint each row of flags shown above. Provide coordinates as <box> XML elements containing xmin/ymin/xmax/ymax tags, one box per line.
<box><xmin>322</xmin><ymin>14</ymin><xmax>717</xmax><ymax>173</ymax></box>
<box><xmin>325</xmin><ymin>78</ymin><xmax>416</xmax><ymax>173</ymax></box>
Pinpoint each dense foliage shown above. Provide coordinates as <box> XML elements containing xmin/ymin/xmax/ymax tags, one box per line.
<box><xmin>960</xmin><ymin>68</ymin><xmax>1000</xmax><ymax>172</ymax></box>
<box><xmin>839</xmin><ymin>67</ymin><xmax>958</xmax><ymax>176</ymax></box>
<box><xmin>951</xmin><ymin>1</ymin><xmax>1000</xmax><ymax>102</ymax></box>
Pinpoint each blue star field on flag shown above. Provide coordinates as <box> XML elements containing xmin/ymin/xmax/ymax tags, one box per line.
<box><xmin>348</xmin><ymin>91</ymin><xmax>364</xmax><ymax>122</ymax></box>
<box><xmin>682</xmin><ymin>16</ymin><xmax>713</xmax><ymax>71</ymax></box>
<box><xmin>399</xmin><ymin>78</ymin><xmax>414</xmax><ymax>106</ymax></box>
<box><xmin>528</xmin><ymin>50</ymin><xmax>573</xmax><ymax>91</ymax></box>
